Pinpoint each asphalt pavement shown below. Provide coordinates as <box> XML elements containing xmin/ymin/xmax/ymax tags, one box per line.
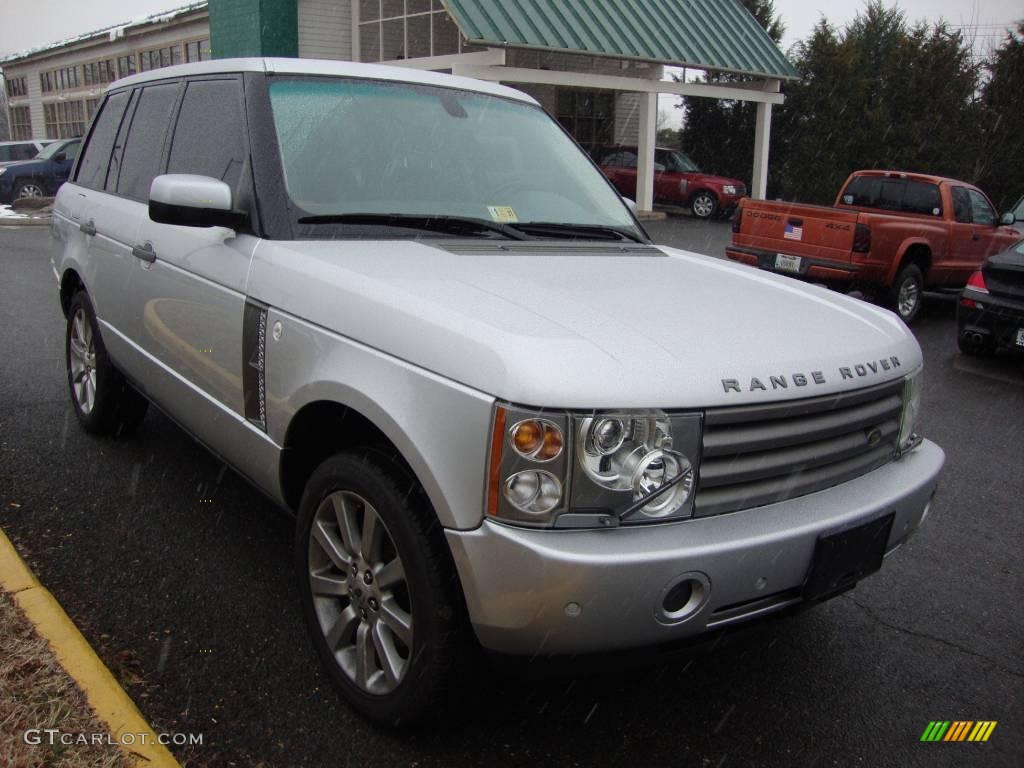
<box><xmin>1</xmin><ymin>221</ymin><xmax>1021</xmax><ymax>768</ymax></box>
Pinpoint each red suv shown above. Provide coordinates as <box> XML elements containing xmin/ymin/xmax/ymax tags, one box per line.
<box><xmin>594</xmin><ymin>145</ymin><xmax>747</xmax><ymax>219</ymax></box>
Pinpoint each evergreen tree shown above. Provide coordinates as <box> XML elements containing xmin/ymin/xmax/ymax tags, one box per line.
<box><xmin>677</xmin><ymin>1</ymin><xmax>784</xmax><ymax>183</ymax></box>
<box><xmin>978</xmin><ymin>22</ymin><xmax>1024</xmax><ymax>212</ymax></box>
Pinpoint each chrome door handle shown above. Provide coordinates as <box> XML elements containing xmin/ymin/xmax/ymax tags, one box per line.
<box><xmin>79</xmin><ymin>219</ymin><xmax>96</xmax><ymax>236</ymax></box>
<box><xmin>132</xmin><ymin>242</ymin><xmax>156</xmax><ymax>263</ymax></box>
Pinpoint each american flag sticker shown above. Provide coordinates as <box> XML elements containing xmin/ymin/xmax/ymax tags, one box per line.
<box><xmin>784</xmin><ymin>223</ymin><xmax>804</xmax><ymax>241</ymax></box>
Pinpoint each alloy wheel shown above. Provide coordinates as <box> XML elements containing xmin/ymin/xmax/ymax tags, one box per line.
<box><xmin>69</xmin><ymin>308</ymin><xmax>97</xmax><ymax>415</ymax></box>
<box><xmin>308</xmin><ymin>490</ymin><xmax>413</xmax><ymax>695</ymax></box>
<box><xmin>17</xmin><ymin>183</ymin><xmax>44</xmax><ymax>198</ymax></box>
<box><xmin>898</xmin><ymin>279</ymin><xmax>920</xmax><ymax>319</ymax></box>
<box><xmin>692</xmin><ymin>193</ymin><xmax>716</xmax><ymax>218</ymax></box>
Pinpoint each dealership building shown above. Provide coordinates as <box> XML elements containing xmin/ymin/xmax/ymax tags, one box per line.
<box><xmin>0</xmin><ymin>0</ymin><xmax>796</xmax><ymax>211</ymax></box>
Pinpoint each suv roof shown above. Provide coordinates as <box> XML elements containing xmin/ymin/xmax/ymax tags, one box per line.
<box><xmin>108</xmin><ymin>57</ymin><xmax>537</xmax><ymax>106</ymax></box>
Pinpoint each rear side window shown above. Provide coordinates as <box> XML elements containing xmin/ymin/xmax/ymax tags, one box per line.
<box><xmin>166</xmin><ymin>79</ymin><xmax>246</xmax><ymax>192</ymax></box>
<box><xmin>116</xmin><ymin>83</ymin><xmax>179</xmax><ymax>201</ymax></box>
<box><xmin>841</xmin><ymin>176</ymin><xmax>942</xmax><ymax>216</ymax></box>
<box><xmin>951</xmin><ymin>187</ymin><xmax>971</xmax><ymax>223</ymax></box>
<box><xmin>76</xmin><ymin>92</ymin><xmax>130</xmax><ymax>191</ymax></box>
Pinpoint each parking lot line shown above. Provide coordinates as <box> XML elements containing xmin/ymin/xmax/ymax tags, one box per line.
<box><xmin>0</xmin><ymin>528</ymin><xmax>181</xmax><ymax>768</ymax></box>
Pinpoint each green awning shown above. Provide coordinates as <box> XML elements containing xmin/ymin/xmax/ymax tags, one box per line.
<box><xmin>442</xmin><ymin>0</ymin><xmax>799</xmax><ymax>80</ymax></box>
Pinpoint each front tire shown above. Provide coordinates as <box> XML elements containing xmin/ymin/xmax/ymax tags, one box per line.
<box><xmin>14</xmin><ymin>180</ymin><xmax>46</xmax><ymax>199</ymax></box>
<box><xmin>691</xmin><ymin>191</ymin><xmax>718</xmax><ymax>219</ymax></box>
<box><xmin>296</xmin><ymin>452</ymin><xmax>471</xmax><ymax>724</ymax></box>
<box><xmin>887</xmin><ymin>264</ymin><xmax>924</xmax><ymax>323</ymax></box>
<box><xmin>65</xmin><ymin>291</ymin><xmax>148</xmax><ymax>435</ymax></box>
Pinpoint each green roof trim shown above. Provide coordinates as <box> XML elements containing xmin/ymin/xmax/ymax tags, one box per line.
<box><xmin>441</xmin><ymin>0</ymin><xmax>799</xmax><ymax>80</ymax></box>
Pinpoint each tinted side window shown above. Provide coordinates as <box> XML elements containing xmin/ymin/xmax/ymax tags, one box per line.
<box><xmin>15</xmin><ymin>144</ymin><xmax>38</xmax><ymax>160</ymax></box>
<box><xmin>967</xmin><ymin>189</ymin><xmax>995</xmax><ymax>226</ymax></box>
<box><xmin>167</xmin><ymin>79</ymin><xmax>246</xmax><ymax>192</ymax></box>
<box><xmin>117</xmin><ymin>83</ymin><xmax>179</xmax><ymax>201</ymax></box>
<box><xmin>951</xmin><ymin>187</ymin><xmax>971</xmax><ymax>223</ymax></box>
<box><xmin>0</xmin><ymin>147</ymin><xmax>10</xmax><ymax>162</ymax></box>
<box><xmin>902</xmin><ymin>181</ymin><xmax>942</xmax><ymax>216</ymax></box>
<box><xmin>76</xmin><ymin>92</ymin><xmax>130</xmax><ymax>190</ymax></box>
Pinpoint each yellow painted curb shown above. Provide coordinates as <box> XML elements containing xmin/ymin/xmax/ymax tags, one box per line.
<box><xmin>0</xmin><ymin>529</ymin><xmax>181</xmax><ymax>767</ymax></box>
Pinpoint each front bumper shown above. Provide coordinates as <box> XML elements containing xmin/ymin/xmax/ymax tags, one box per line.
<box><xmin>446</xmin><ymin>439</ymin><xmax>944</xmax><ymax>655</ymax></box>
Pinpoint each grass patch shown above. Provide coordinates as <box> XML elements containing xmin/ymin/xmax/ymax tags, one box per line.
<box><xmin>0</xmin><ymin>589</ymin><xmax>132</xmax><ymax>768</ymax></box>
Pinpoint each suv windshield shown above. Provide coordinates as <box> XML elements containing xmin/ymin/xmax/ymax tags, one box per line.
<box><xmin>661</xmin><ymin>150</ymin><xmax>700</xmax><ymax>174</ymax></box>
<box><xmin>268</xmin><ymin>77</ymin><xmax>640</xmax><ymax>236</ymax></box>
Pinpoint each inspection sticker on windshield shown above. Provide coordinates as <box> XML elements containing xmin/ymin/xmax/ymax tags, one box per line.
<box><xmin>487</xmin><ymin>206</ymin><xmax>519</xmax><ymax>223</ymax></box>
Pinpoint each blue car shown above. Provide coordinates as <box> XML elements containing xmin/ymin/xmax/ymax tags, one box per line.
<box><xmin>0</xmin><ymin>137</ymin><xmax>81</xmax><ymax>203</ymax></box>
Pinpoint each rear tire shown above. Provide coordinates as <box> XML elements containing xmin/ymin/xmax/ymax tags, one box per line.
<box><xmin>887</xmin><ymin>264</ymin><xmax>924</xmax><ymax>323</ymax></box>
<box><xmin>295</xmin><ymin>452</ymin><xmax>472</xmax><ymax>725</ymax></box>
<box><xmin>65</xmin><ymin>291</ymin><xmax>148</xmax><ymax>435</ymax></box>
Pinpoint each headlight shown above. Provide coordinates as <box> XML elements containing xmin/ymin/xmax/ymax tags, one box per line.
<box><xmin>898</xmin><ymin>369</ymin><xmax>923</xmax><ymax>453</ymax></box>
<box><xmin>572</xmin><ymin>410</ymin><xmax>702</xmax><ymax>523</ymax></box>
<box><xmin>722</xmin><ymin>185</ymin><xmax>737</xmax><ymax>195</ymax></box>
<box><xmin>0</xmin><ymin>167</ymin><xmax>7</xmax><ymax>176</ymax></box>
<box><xmin>487</xmin><ymin>406</ymin><xmax>702</xmax><ymax>527</ymax></box>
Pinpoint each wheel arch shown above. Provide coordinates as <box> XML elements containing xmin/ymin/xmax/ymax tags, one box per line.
<box><xmin>889</xmin><ymin>240</ymin><xmax>932</xmax><ymax>285</ymax></box>
<box><xmin>59</xmin><ymin>267</ymin><xmax>85</xmax><ymax>317</ymax></box>
<box><xmin>278</xmin><ymin>394</ymin><xmax>463</xmax><ymax>530</ymax></box>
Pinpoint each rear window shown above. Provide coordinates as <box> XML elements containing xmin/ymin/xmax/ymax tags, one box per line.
<box><xmin>840</xmin><ymin>176</ymin><xmax>943</xmax><ymax>216</ymax></box>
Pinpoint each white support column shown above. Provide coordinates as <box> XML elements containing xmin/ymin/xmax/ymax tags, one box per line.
<box><xmin>752</xmin><ymin>101</ymin><xmax>772</xmax><ymax>200</ymax></box>
<box><xmin>636</xmin><ymin>91</ymin><xmax>657</xmax><ymax>214</ymax></box>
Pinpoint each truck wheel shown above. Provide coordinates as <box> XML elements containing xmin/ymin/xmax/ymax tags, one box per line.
<box><xmin>888</xmin><ymin>264</ymin><xmax>924</xmax><ymax>323</ymax></box>
<box><xmin>691</xmin><ymin>191</ymin><xmax>718</xmax><ymax>219</ymax></box>
<box><xmin>15</xmin><ymin>180</ymin><xmax>46</xmax><ymax>198</ymax></box>
<box><xmin>65</xmin><ymin>291</ymin><xmax>149</xmax><ymax>435</ymax></box>
<box><xmin>296</xmin><ymin>452</ymin><xmax>471</xmax><ymax>725</ymax></box>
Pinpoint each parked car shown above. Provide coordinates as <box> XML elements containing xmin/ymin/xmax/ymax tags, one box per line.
<box><xmin>53</xmin><ymin>59</ymin><xmax>944</xmax><ymax>724</ymax></box>
<box><xmin>957</xmin><ymin>238</ymin><xmax>1024</xmax><ymax>356</ymax></box>
<box><xmin>727</xmin><ymin>171</ymin><xmax>1022</xmax><ymax>322</ymax></box>
<box><xmin>0</xmin><ymin>139</ymin><xmax>53</xmax><ymax>165</ymax></box>
<box><xmin>0</xmin><ymin>137</ymin><xmax>81</xmax><ymax>202</ymax></box>
<box><xmin>594</xmin><ymin>145</ymin><xmax>747</xmax><ymax>219</ymax></box>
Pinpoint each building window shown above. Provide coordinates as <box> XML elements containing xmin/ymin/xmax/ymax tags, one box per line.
<box><xmin>139</xmin><ymin>44</ymin><xmax>190</xmax><ymax>72</ymax></box>
<box><xmin>9</xmin><ymin>106</ymin><xmax>32</xmax><ymax>140</ymax></box>
<box><xmin>358</xmin><ymin>0</ymin><xmax>476</xmax><ymax>61</ymax></box>
<box><xmin>118</xmin><ymin>55</ymin><xmax>137</xmax><ymax>78</ymax></box>
<box><xmin>44</xmin><ymin>100</ymin><xmax>87</xmax><ymax>138</ymax></box>
<box><xmin>86</xmin><ymin>98</ymin><xmax>100</xmax><ymax>120</ymax></box>
<box><xmin>555</xmin><ymin>89</ymin><xmax>615</xmax><ymax>151</ymax></box>
<box><xmin>5</xmin><ymin>76</ymin><xmax>27</xmax><ymax>98</ymax></box>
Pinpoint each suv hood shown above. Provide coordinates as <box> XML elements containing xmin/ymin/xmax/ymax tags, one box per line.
<box><xmin>251</xmin><ymin>239</ymin><xmax>920</xmax><ymax>408</ymax></box>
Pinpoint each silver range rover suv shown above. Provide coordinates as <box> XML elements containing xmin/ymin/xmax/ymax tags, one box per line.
<box><xmin>51</xmin><ymin>58</ymin><xmax>945</xmax><ymax>724</ymax></box>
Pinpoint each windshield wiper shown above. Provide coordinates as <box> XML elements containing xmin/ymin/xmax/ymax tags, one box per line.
<box><xmin>508</xmin><ymin>222</ymin><xmax>647</xmax><ymax>243</ymax></box>
<box><xmin>296</xmin><ymin>213</ymin><xmax>532</xmax><ymax>240</ymax></box>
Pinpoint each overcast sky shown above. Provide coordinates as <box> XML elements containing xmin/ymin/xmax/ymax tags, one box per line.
<box><xmin>1</xmin><ymin>0</ymin><xmax>1020</xmax><ymax>60</ymax></box>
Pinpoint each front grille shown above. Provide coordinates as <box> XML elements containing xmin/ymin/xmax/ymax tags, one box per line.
<box><xmin>694</xmin><ymin>381</ymin><xmax>904</xmax><ymax>517</ymax></box>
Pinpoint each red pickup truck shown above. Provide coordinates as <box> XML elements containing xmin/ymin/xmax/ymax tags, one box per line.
<box><xmin>726</xmin><ymin>170</ymin><xmax>1022</xmax><ymax>321</ymax></box>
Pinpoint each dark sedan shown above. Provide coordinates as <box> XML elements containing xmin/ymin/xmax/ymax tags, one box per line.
<box><xmin>0</xmin><ymin>137</ymin><xmax>81</xmax><ymax>203</ymax></box>
<box><xmin>957</xmin><ymin>238</ymin><xmax>1024</xmax><ymax>356</ymax></box>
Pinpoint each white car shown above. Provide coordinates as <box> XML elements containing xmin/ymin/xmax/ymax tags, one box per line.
<box><xmin>51</xmin><ymin>58</ymin><xmax>945</xmax><ymax>724</ymax></box>
<box><xmin>0</xmin><ymin>138</ymin><xmax>53</xmax><ymax>166</ymax></box>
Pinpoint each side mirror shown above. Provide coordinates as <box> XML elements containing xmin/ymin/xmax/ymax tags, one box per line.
<box><xmin>53</xmin><ymin>152</ymin><xmax>66</xmax><ymax>163</ymax></box>
<box><xmin>149</xmin><ymin>174</ymin><xmax>246</xmax><ymax>230</ymax></box>
<box><xmin>1000</xmin><ymin>212</ymin><xmax>1015</xmax><ymax>226</ymax></box>
<box><xmin>622</xmin><ymin>197</ymin><xmax>638</xmax><ymax>214</ymax></box>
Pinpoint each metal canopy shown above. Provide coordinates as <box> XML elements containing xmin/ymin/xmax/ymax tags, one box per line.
<box><xmin>441</xmin><ymin>0</ymin><xmax>799</xmax><ymax>80</ymax></box>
